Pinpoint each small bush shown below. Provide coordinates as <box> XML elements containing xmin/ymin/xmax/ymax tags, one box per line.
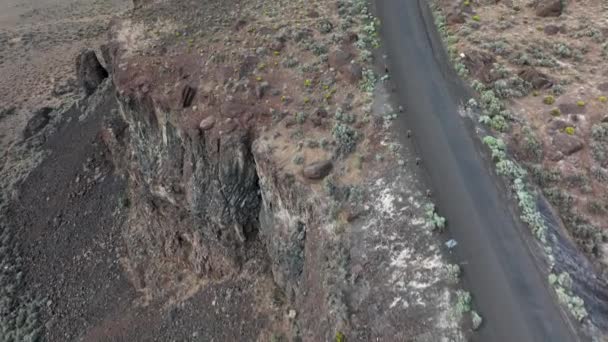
<box><xmin>564</xmin><ymin>126</ymin><xmax>575</xmax><ymax>135</ymax></box>
<box><xmin>471</xmin><ymin>14</ymin><xmax>480</xmax><ymax>22</ymax></box>
<box><xmin>455</xmin><ymin>290</ymin><xmax>472</xmax><ymax>313</ymax></box>
<box><xmin>445</xmin><ymin>264</ymin><xmax>461</xmax><ymax>283</ymax></box>
<box><xmin>550</xmin><ymin>108</ymin><xmax>561</xmax><ymax>116</ymax></box>
<box><xmin>599</xmin><ymin>96</ymin><xmax>607</xmax><ymax>103</ymax></box>
<box><xmin>471</xmin><ymin>311</ymin><xmax>483</xmax><ymax>330</ymax></box>
<box><xmin>295</xmin><ymin>112</ymin><xmax>307</xmax><ymax>124</ymax></box>
<box><xmin>425</xmin><ymin>203</ymin><xmax>447</xmax><ymax>231</ymax></box>
<box><xmin>543</xmin><ymin>95</ymin><xmax>555</xmax><ymax>105</ymax></box>
<box><xmin>332</xmin><ymin>123</ymin><xmax>359</xmax><ymax>155</ymax></box>
<box><xmin>576</xmin><ymin>100</ymin><xmax>586</xmax><ymax>107</ymax></box>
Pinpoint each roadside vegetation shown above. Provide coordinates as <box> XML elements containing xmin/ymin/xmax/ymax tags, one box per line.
<box><xmin>430</xmin><ymin>0</ymin><xmax>602</xmax><ymax>323</ymax></box>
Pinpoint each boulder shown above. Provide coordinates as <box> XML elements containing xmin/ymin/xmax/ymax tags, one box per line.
<box><xmin>536</xmin><ymin>0</ymin><xmax>562</xmax><ymax>17</ymax></box>
<box><xmin>23</xmin><ymin>107</ymin><xmax>53</xmax><ymax>139</ymax></box>
<box><xmin>199</xmin><ymin>116</ymin><xmax>216</xmax><ymax>130</ymax></box>
<box><xmin>552</xmin><ymin>133</ymin><xmax>584</xmax><ymax>156</ymax></box>
<box><xmin>462</xmin><ymin>50</ymin><xmax>496</xmax><ymax>84</ymax></box>
<box><xmin>544</xmin><ymin>25</ymin><xmax>560</xmax><ymax>35</ymax></box>
<box><xmin>329</xmin><ymin>49</ymin><xmax>352</xmax><ymax>69</ymax></box>
<box><xmin>239</xmin><ymin>55</ymin><xmax>259</xmax><ymax>79</ymax></box>
<box><xmin>558</xmin><ymin>103</ymin><xmax>586</xmax><ymax>115</ymax></box>
<box><xmin>343</xmin><ymin>63</ymin><xmax>363</xmax><ymax>83</ymax></box>
<box><xmin>76</xmin><ymin>49</ymin><xmax>108</xmax><ymax>96</ymax></box>
<box><xmin>303</xmin><ymin>160</ymin><xmax>333</xmax><ymax>180</ymax></box>
<box><xmin>518</xmin><ymin>67</ymin><xmax>553</xmax><ymax>89</ymax></box>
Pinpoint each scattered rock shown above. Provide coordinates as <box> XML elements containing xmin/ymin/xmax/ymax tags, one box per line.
<box><xmin>558</xmin><ymin>103</ymin><xmax>586</xmax><ymax>115</ymax></box>
<box><xmin>234</xmin><ymin>19</ymin><xmax>247</xmax><ymax>31</ymax></box>
<box><xmin>462</xmin><ymin>50</ymin><xmax>496</xmax><ymax>84</ymax></box>
<box><xmin>239</xmin><ymin>55</ymin><xmax>259</xmax><ymax>79</ymax></box>
<box><xmin>552</xmin><ymin>133</ymin><xmax>584</xmax><ymax>156</ymax></box>
<box><xmin>535</xmin><ymin>0</ymin><xmax>562</xmax><ymax>17</ymax></box>
<box><xmin>302</xmin><ymin>160</ymin><xmax>333</xmax><ymax>180</ymax></box>
<box><xmin>76</xmin><ymin>49</ymin><xmax>108</xmax><ymax>96</ymax></box>
<box><xmin>518</xmin><ymin>67</ymin><xmax>553</xmax><ymax>89</ymax></box>
<box><xmin>315</xmin><ymin>108</ymin><xmax>328</xmax><ymax>118</ymax></box>
<box><xmin>544</xmin><ymin>25</ymin><xmax>559</xmax><ymax>35</ymax></box>
<box><xmin>199</xmin><ymin>116</ymin><xmax>216</xmax><ymax>130</ymax></box>
<box><xmin>329</xmin><ymin>49</ymin><xmax>352</xmax><ymax>69</ymax></box>
<box><xmin>132</xmin><ymin>0</ymin><xmax>152</xmax><ymax>9</ymax></box>
<box><xmin>52</xmin><ymin>78</ymin><xmax>77</xmax><ymax>96</ymax></box>
<box><xmin>343</xmin><ymin>63</ymin><xmax>363</xmax><ymax>83</ymax></box>
<box><xmin>23</xmin><ymin>107</ymin><xmax>53</xmax><ymax>139</ymax></box>
<box><xmin>0</xmin><ymin>106</ymin><xmax>16</xmax><ymax>120</ymax></box>
<box><xmin>345</xmin><ymin>32</ymin><xmax>359</xmax><ymax>43</ymax></box>
<box><xmin>270</xmin><ymin>37</ymin><xmax>285</xmax><ymax>52</ymax></box>
<box><xmin>446</xmin><ymin>7</ymin><xmax>465</xmax><ymax>24</ymax></box>
<box><xmin>256</xmin><ymin>82</ymin><xmax>270</xmax><ymax>99</ymax></box>
<box><xmin>547</xmin><ymin>119</ymin><xmax>569</xmax><ymax>132</ymax></box>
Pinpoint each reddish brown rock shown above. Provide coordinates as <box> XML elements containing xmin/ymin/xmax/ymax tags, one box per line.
<box><xmin>552</xmin><ymin>133</ymin><xmax>584</xmax><ymax>156</ymax></box>
<box><xmin>536</xmin><ymin>0</ymin><xmax>562</xmax><ymax>17</ymax></box>
<box><xmin>462</xmin><ymin>50</ymin><xmax>496</xmax><ymax>84</ymax></box>
<box><xmin>518</xmin><ymin>67</ymin><xmax>553</xmax><ymax>90</ymax></box>
<box><xmin>329</xmin><ymin>49</ymin><xmax>352</xmax><ymax>69</ymax></box>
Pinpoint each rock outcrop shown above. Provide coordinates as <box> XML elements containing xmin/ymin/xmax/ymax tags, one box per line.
<box><xmin>76</xmin><ymin>49</ymin><xmax>108</xmax><ymax>96</ymax></box>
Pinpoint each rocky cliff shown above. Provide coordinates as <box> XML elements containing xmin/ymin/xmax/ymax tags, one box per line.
<box><xmin>99</xmin><ymin>0</ymin><xmax>468</xmax><ymax>340</ymax></box>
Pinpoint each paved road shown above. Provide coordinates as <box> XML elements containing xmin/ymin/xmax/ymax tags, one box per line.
<box><xmin>376</xmin><ymin>0</ymin><xmax>581</xmax><ymax>341</ymax></box>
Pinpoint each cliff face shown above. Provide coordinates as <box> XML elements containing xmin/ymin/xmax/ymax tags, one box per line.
<box><xmin>103</xmin><ymin>21</ymin><xmax>330</xmax><ymax>333</ymax></box>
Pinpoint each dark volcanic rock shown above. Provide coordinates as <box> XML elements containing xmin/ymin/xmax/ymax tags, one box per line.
<box><xmin>558</xmin><ymin>103</ymin><xmax>586</xmax><ymax>115</ymax></box>
<box><xmin>23</xmin><ymin>107</ymin><xmax>53</xmax><ymax>139</ymax></box>
<box><xmin>76</xmin><ymin>49</ymin><xmax>108</xmax><ymax>96</ymax></box>
<box><xmin>329</xmin><ymin>49</ymin><xmax>352</xmax><ymax>69</ymax></box>
<box><xmin>463</xmin><ymin>50</ymin><xmax>495</xmax><ymax>84</ymax></box>
<box><xmin>181</xmin><ymin>85</ymin><xmax>196</xmax><ymax>108</ymax></box>
<box><xmin>0</xmin><ymin>106</ymin><xmax>16</xmax><ymax>121</ymax></box>
<box><xmin>344</xmin><ymin>63</ymin><xmax>363</xmax><ymax>83</ymax></box>
<box><xmin>552</xmin><ymin>133</ymin><xmax>584</xmax><ymax>156</ymax></box>
<box><xmin>544</xmin><ymin>25</ymin><xmax>560</xmax><ymax>35</ymax></box>
<box><xmin>518</xmin><ymin>67</ymin><xmax>553</xmax><ymax>89</ymax></box>
<box><xmin>536</xmin><ymin>0</ymin><xmax>562</xmax><ymax>17</ymax></box>
<box><xmin>303</xmin><ymin>160</ymin><xmax>333</xmax><ymax>180</ymax></box>
<box><xmin>239</xmin><ymin>55</ymin><xmax>259</xmax><ymax>79</ymax></box>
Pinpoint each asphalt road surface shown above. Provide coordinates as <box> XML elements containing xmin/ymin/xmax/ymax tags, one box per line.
<box><xmin>375</xmin><ymin>0</ymin><xmax>581</xmax><ymax>340</ymax></box>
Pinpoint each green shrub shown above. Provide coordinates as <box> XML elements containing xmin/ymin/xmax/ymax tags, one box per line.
<box><xmin>445</xmin><ymin>264</ymin><xmax>461</xmax><ymax>283</ymax></box>
<box><xmin>543</xmin><ymin>95</ymin><xmax>555</xmax><ymax>105</ymax></box>
<box><xmin>332</xmin><ymin>123</ymin><xmax>359</xmax><ymax>155</ymax></box>
<box><xmin>564</xmin><ymin>126</ymin><xmax>575</xmax><ymax>135</ymax></box>
<box><xmin>471</xmin><ymin>311</ymin><xmax>483</xmax><ymax>330</ymax></box>
<box><xmin>424</xmin><ymin>203</ymin><xmax>447</xmax><ymax>231</ymax></box>
<box><xmin>455</xmin><ymin>290</ymin><xmax>472</xmax><ymax>313</ymax></box>
<box><xmin>293</xmin><ymin>155</ymin><xmax>304</xmax><ymax>165</ymax></box>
